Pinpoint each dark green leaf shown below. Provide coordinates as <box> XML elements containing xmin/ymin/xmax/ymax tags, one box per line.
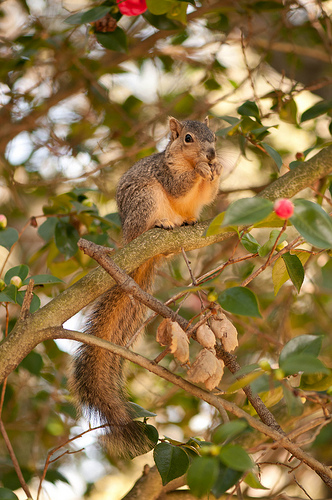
<box><xmin>54</xmin><ymin>221</ymin><xmax>79</xmax><ymax>258</ymax></box>
<box><xmin>258</xmin><ymin>229</ymin><xmax>287</xmax><ymax>257</ymax></box>
<box><xmin>301</xmin><ymin>99</ymin><xmax>332</xmax><ymax>122</ymax></box>
<box><xmin>279</xmin><ymin>334</ymin><xmax>323</xmax><ymax>366</ymax></box>
<box><xmin>23</xmin><ymin>274</ymin><xmax>64</xmax><ymax>286</ymax></box>
<box><xmin>280</xmin><ymin>353</ymin><xmax>330</xmax><ymax>376</ymax></box>
<box><xmin>211</xmin><ymin>463</ymin><xmax>243</xmax><ymax>497</ymax></box>
<box><xmin>222</xmin><ymin>198</ymin><xmax>273</xmax><ymax>227</ymax></box>
<box><xmin>129</xmin><ymin>402</ymin><xmax>157</xmax><ymax>419</ymax></box>
<box><xmin>154</xmin><ymin>442</ymin><xmax>190</xmax><ymax>486</ymax></box>
<box><xmin>20</xmin><ymin>351</ymin><xmax>43</xmax><ymax>375</ymax></box>
<box><xmin>212</xmin><ymin>419</ymin><xmax>249</xmax><ymax>444</ymax></box>
<box><xmin>45</xmin><ymin>469</ymin><xmax>70</xmax><ymax>485</ymax></box>
<box><xmin>16</xmin><ymin>291</ymin><xmax>41</xmax><ymax>313</ymax></box>
<box><xmin>0</xmin><ymin>285</ymin><xmax>17</xmax><ymax>303</ymax></box>
<box><xmin>218</xmin><ymin>287</ymin><xmax>261</xmax><ymax>318</ymax></box>
<box><xmin>0</xmin><ymin>489</ymin><xmax>19</xmax><ymax>500</ymax></box>
<box><xmin>4</xmin><ymin>265</ymin><xmax>29</xmax><ymax>285</ymax></box>
<box><xmin>237</xmin><ymin>100</ymin><xmax>260</xmax><ymax>121</ymax></box>
<box><xmin>219</xmin><ymin>444</ymin><xmax>253</xmax><ymax>471</ymax></box>
<box><xmin>241</xmin><ymin>233</ymin><xmax>260</xmax><ymax>253</ymax></box>
<box><xmin>0</xmin><ymin>228</ymin><xmax>19</xmax><ymax>250</ymax></box>
<box><xmin>187</xmin><ymin>457</ymin><xmax>219</xmax><ymax>498</ymax></box>
<box><xmin>142</xmin><ymin>424</ymin><xmax>159</xmax><ymax>450</ymax></box>
<box><xmin>65</xmin><ymin>6</ymin><xmax>111</xmax><ymax>24</ymax></box>
<box><xmin>38</xmin><ymin>217</ymin><xmax>58</xmax><ymax>241</ymax></box>
<box><xmin>291</xmin><ymin>199</ymin><xmax>332</xmax><ymax>249</ymax></box>
<box><xmin>281</xmin><ymin>252</ymin><xmax>304</xmax><ymax>293</ymax></box>
<box><xmin>261</xmin><ymin>142</ymin><xmax>283</xmax><ymax>170</ymax></box>
<box><xmin>96</xmin><ymin>28</ymin><xmax>128</xmax><ymax>53</ymax></box>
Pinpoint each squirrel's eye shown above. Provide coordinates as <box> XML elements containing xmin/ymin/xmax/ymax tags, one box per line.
<box><xmin>185</xmin><ymin>134</ymin><xmax>194</xmax><ymax>143</ymax></box>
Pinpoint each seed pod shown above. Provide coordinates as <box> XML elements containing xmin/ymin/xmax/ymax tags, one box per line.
<box><xmin>196</xmin><ymin>324</ymin><xmax>216</xmax><ymax>349</ymax></box>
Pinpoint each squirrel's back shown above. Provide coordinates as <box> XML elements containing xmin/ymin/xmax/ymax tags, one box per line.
<box><xmin>70</xmin><ymin>117</ymin><xmax>222</xmax><ymax>459</ymax></box>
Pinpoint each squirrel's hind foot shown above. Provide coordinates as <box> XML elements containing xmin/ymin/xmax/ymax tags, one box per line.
<box><xmin>182</xmin><ymin>218</ymin><xmax>197</xmax><ymax>226</ymax></box>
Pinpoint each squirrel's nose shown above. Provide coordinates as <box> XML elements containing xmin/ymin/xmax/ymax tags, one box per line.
<box><xmin>206</xmin><ymin>148</ymin><xmax>216</xmax><ymax>162</ymax></box>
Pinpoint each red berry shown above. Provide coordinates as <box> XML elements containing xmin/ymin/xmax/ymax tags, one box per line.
<box><xmin>274</xmin><ymin>198</ymin><xmax>294</xmax><ymax>219</ymax></box>
<box><xmin>117</xmin><ymin>0</ymin><xmax>147</xmax><ymax>16</ymax></box>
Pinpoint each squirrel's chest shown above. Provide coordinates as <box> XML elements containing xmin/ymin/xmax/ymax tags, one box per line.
<box><xmin>166</xmin><ymin>176</ymin><xmax>218</xmax><ymax>219</ymax></box>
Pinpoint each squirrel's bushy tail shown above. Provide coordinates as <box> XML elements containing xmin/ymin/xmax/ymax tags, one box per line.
<box><xmin>70</xmin><ymin>257</ymin><xmax>159</xmax><ymax>459</ymax></box>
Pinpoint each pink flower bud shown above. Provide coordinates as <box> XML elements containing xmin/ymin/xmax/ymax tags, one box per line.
<box><xmin>274</xmin><ymin>198</ymin><xmax>294</xmax><ymax>219</ymax></box>
<box><xmin>117</xmin><ymin>0</ymin><xmax>147</xmax><ymax>16</ymax></box>
<box><xmin>0</xmin><ymin>214</ymin><xmax>7</xmax><ymax>229</ymax></box>
<box><xmin>10</xmin><ymin>276</ymin><xmax>22</xmax><ymax>288</ymax></box>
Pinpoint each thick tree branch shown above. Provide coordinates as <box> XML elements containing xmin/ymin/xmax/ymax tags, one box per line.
<box><xmin>1</xmin><ymin>145</ymin><xmax>332</xmax><ymax>383</ymax></box>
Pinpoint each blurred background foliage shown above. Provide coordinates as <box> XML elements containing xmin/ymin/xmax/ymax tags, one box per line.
<box><xmin>0</xmin><ymin>0</ymin><xmax>332</xmax><ymax>498</ymax></box>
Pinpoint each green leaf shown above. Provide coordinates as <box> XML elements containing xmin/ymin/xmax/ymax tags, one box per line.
<box><xmin>154</xmin><ymin>442</ymin><xmax>190</xmax><ymax>486</ymax></box>
<box><xmin>261</xmin><ymin>142</ymin><xmax>283</xmax><ymax>170</ymax></box>
<box><xmin>301</xmin><ymin>99</ymin><xmax>332</xmax><ymax>122</ymax></box>
<box><xmin>38</xmin><ymin>217</ymin><xmax>58</xmax><ymax>241</ymax></box>
<box><xmin>279</xmin><ymin>334</ymin><xmax>323</xmax><ymax>366</ymax></box>
<box><xmin>212</xmin><ymin>419</ymin><xmax>249</xmax><ymax>444</ymax></box>
<box><xmin>282</xmin><ymin>386</ymin><xmax>303</xmax><ymax>416</ymax></box>
<box><xmin>54</xmin><ymin>221</ymin><xmax>79</xmax><ymax>258</ymax></box>
<box><xmin>4</xmin><ymin>265</ymin><xmax>29</xmax><ymax>285</ymax></box>
<box><xmin>146</xmin><ymin>0</ymin><xmax>174</xmax><ymax>15</ymax></box>
<box><xmin>205</xmin><ymin>211</ymin><xmax>238</xmax><ymax>237</ymax></box>
<box><xmin>280</xmin><ymin>353</ymin><xmax>329</xmax><ymax>376</ymax></box>
<box><xmin>0</xmin><ymin>488</ymin><xmax>19</xmax><ymax>500</ymax></box>
<box><xmin>23</xmin><ymin>274</ymin><xmax>64</xmax><ymax>286</ymax></box>
<box><xmin>142</xmin><ymin>424</ymin><xmax>159</xmax><ymax>451</ymax></box>
<box><xmin>45</xmin><ymin>469</ymin><xmax>70</xmax><ymax>485</ymax></box>
<box><xmin>237</xmin><ymin>100</ymin><xmax>260</xmax><ymax>121</ymax></box>
<box><xmin>219</xmin><ymin>444</ymin><xmax>253</xmax><ymax>472</ymax></box>
<box><xmin>272</xmin><ymin>251</ymin><xmax>309</xmax><ymax>295</ymax></box>
<box><xmin>291</xmin><ymin>199</ymin><xmax>332</xmax><ymax>249</ymax></box>
<box><xmin>227</xmin><ymin>369</ymin><xmax>264</xmax><ymax>393</ymax></box>
<box><xmin>65</xmin><ymin>5</ymin><xmax>111</xmax><ymax>24</ymax></box>
<box><xmin>143</xmin><ymin>11</ymin><xmax>181</xmax><ymax>30</ymax></box>
<box><xmin>211</xmin><ymin>463</ymin><xmax>243</xmax><ymax>497</ymax></box>
<box><xmin>20</xmin><ymin>351</ymin><xmax>43</xmax><ymax>375</ymax></box>
<box><xmin>281</xmin><ymin>252</ymin><xmax>304</xmax><ymax>293</ymax></box>
<box><xmin>222</xmin><ymin>198</ymin><xmax>273</xmax><ymax>227</ymax></box>
<box><xmin>16</xmin><ymin>290</ymin><xmax>41</xmax><ymax>313</ymax></box>
<box><xmin>300</xmin><ymin>373</ymin><xmax>332</xmax><ymax>391</ymax></box>
<box><xmin>258</xmin><ymin>229</ymin><xmax>287</xmax><ymax>257</ymax></box>
<box><xmin>129</xmin><ymin>402</ymin><xmax>157</xmax><ymax>419</ymax></box>
<box><xmin>0</xmin><ymin>228</ymin><xmax>19</xmax><ymax>250</ymax></box>
<box><xmin>241</xmin><ymin>233</ymin><xmax>260</xmax><ymax>253</ymax></box>
<box><xmin>244</xmin><ymin>472</ymin><xmax>268</xmax><ymax>489</ymax></box>
<box><xmin>96</xmin><ymin>28</ymin><xmax>128</xmax><ymax>53</ymax></box>
<box><xmin>187</xmin><ymin>457</ymin><xmax>219</xmax><ymax>498</ymax></box>
<box><xmin>218</xmin><ymin>287</ymin><xmax>261</xmax><ymax>318</ymax></box>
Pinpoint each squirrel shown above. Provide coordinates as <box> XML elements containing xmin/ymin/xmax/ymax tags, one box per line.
<box><xmin>70</xmin><ymin>117</ymin><xmax>222</xmax><ymax>459</ymax></box>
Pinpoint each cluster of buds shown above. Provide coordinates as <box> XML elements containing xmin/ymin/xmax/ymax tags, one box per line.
<box><xmin>156</xmin><ymin>309</ymin><xmax>238</xmax><ymax>391</ymax></box>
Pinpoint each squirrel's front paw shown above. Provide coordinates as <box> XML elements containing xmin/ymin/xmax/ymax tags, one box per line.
<box><xmin>210</xmin><ymin>160</ymin><xmax>222</xmax><ymax>179</ymax></box>
<box><xmin>155</xmin><ymin>218</ymin><xmax>175</xmax><ymax>230</ymax></box>
<box><xmin>195</xmin><ymin>161</ymin><xmax>212</xmax><ymax>180</ymax></box>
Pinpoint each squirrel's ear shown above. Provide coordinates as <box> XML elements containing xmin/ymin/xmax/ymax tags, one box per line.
<box><xmin>204</xmin><ymin>116</ymin><xmax>209</xmax><ymax>127</ymax></box>
<box><xmin>169</xmin><ymin>117</ymin><xmax>183</xmax><ymax>141</ymax></box>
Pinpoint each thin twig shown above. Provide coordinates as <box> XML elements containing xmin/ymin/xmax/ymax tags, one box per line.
<box><xmin>20</xmin><ymin>279</ymin><xmax>35</xmax><ymax>321</ymax></box>
<box><xmin>0</xmin><ymin>419</ymin><xmax>32</xmax><ymax>498</ymax></box>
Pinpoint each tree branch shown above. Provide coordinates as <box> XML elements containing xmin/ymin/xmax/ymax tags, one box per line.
<box><xmin>1</xmin><ymin>145</ymin><xmax>332</xmax><ymax>383</ymax></box>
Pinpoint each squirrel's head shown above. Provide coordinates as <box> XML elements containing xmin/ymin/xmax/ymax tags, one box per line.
<box><xmin>167</xmin><ymin>117</ymin><xmax>217</xmax><ymax>167</ymax></box>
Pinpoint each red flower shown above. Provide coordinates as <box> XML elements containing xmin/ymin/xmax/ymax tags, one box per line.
<box><xmin>117</xmin><ymin>0</ymin><xmax>147</xmax><ymax>16</ymax></box>
<box><xmin>274</xmin><ymin>198</ymin><xmax>294</xmax><ymax>219</ymax></box>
